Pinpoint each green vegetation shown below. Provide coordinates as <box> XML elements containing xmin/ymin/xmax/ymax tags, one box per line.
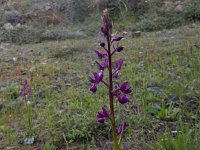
<box><xmin>0</xmin><ymin>0</ymin><xmax>200</xmax><ymax>149</ymax></box>
<box><xmin>0</xmin><ymin>22</ymin><xmax>200</xmax><ymax>149</ymax></box>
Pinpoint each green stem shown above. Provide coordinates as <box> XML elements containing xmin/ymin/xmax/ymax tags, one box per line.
<box><xmin>26</xmin><ymin>101</ymin><xmax>32</xmax><ymax>135</ymax></box>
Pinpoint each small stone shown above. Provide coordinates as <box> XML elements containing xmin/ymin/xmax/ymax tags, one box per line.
<box><xmin>17</xmin><ymin>137</ymin><xmax>24</xmax><ymax>144</ymax></box>
<box><xmin>0</xmin><ymin>132</ymin><xmax>4</xmax><ymax>139</ymax></box>
<box><xmin>45</xmin><ymin>5</ymin><xmax>51</xmax><ymax>10</ymax></box>
<box><xmin>165</xmin><ymin>95</ymin><xmax>179</xmax><ymax>107</ymax></box>
<box><xmin>24</xmin><ymin>137</ymin><xmax>34</xmax><ymax>145</ymax></box>
<box><xmin>123</xmin><ymin>31</ymin><xmax>128</xmax><ymax>35</ymax></box>
<box><xmin>7</xmin><ymin>147</ymin><xmax>15</xmax><ymax>150</ymax></box>
<box><xmin>15</xmin><ymin>23</ymin><xmax>21</xmax><ymax>28</ymax></box>
<box><xmin>3</xmin><ymin>23</ymin><xmax>14</xmax><ymax>31</ymax></box>
<box><xmin>38</xmin><ymin>90</ymin><xmax>45</xmax><ymax>99</ymax></box>
<box><xmin>132</xmin><ymin>31</ymin><xmax>141</xmax><ymax>38</ymax></box>
<box><xmin>39</xmin><ymin>51</ymin><xmax>44</xmax><ymax>56</ymax></box>
<box><xmin>175</xmin><ymin>4</ymin><xmax>183</xmax><ymax>12</ymax></box>
<box><xmin>29</xmin><ymin>67</ymin><xmax>36</xmax><ymax>73</ymax></box>
<box><xmin>66</xmin><ymin>83</ymin><xmax>71</xmax><ymax>86</ymax></box>
<box><xmin>147</xmin><ymin>86</ymin><xmax>163</xmax><ymax>97</ymax></box>
<box><xmin>0</xmin><ymin>103</ymin><xmax>4</xmax><ymax>111</ymax></box>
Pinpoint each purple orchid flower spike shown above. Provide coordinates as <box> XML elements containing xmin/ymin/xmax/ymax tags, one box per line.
<box><xmin>120</xmin><ymin>82</ymin><xmax>132</xmax><ymax>94</ymax></box>
<box><xmin>116</xmin><ymin>59</ymin><xmax>123</xmax><ymax>70</ymax></box>
<box><xmin>111</xmin><ymin>36</ymin><xmax>123</xmax><ymax>43</ymax></box>
<box><xmin>89</xmin><ymin>9</ymin><xmax>132</xmax><ymax>149</ymax></box>
<box><xmin>117</xmin><ymin>122</ymin><xmax>128</xmax><ymax>135</ymax></box>
<box><xmin>19</xmin><ymin>79</ymin><xmax>32</xmax><ymax>97</ymax></box>
<box><xmin>97</xmin><ymin>106</ymin><xmax>109</xmax><ymax>123</ymax></box>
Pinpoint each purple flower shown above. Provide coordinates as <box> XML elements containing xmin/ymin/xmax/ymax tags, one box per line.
<box><xmin>95</xmin><ymin>50</ymin><xmax>106</xmax><ymax>59</ymax></box>
<box><xmin>118</xmin><ymin>95</ymin><xmax>129</xmax><ymax>104</ymax></box>
<box><xmin>89</xmin><ymin>71</ymin><xmax>104</xmax><ymax>84</ymax></box>
<box><xmin>116</xmin><ymin>59</ymin><xmax>123</xmax><ymax>70</ymax></box>
<box><xmin>19</xmin><ymin>79</ymin><xmax>32</xmax><ymax>97</ymax></box>
<box><xmin>114</xmin><ymin>46</ymin><xmax>124</xmax><ymax>52</ymax></box>
<box><xmin>90</xmin><ymin>84</ymin><xmax>97</xmax><ymax>93</ymax></box>
<box><xmin>111</xmin><ymin>36</ymin><xmax>123</xmax><ymax>43</ymax></box>
<box><xmin>120</xmin><ymin>82</ymin><xmax>132</xmax><ymax>94</ymax></box>
<box><xmin>117</xmin><ymin>122</ymin><xmax>128</xmax><ymax>135</ymax></box>
<box><xmin>97</xmin><ymin>106</ymin><xmax>109</xmax><ymax>123</ymax></box>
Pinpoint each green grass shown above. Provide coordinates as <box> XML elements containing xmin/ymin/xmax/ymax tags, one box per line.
<box><xmin>0</xmin><ymin>23</ymin><xmax>200</xmax><ymax>149</ymax></box>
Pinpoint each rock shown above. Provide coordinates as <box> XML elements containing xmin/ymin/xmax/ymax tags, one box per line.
<box><xmin>0</xmin><ymin>103</ymin><xmax>4</xmax><ymax>111</ymax></box>
<box><xmin>45</xmin><ymin>5</ymin><xmax>51</xmax><ymax>10</ymax></box>
<box><xmin>7</xmin><ymin>147</ymin><xmax>15</xmax><ymax>150</ymax></box>
<box><xmin>3</xmin><ymin>10</ymin><xmax>22</xmax><ymax>24</ymax></box>
<box><xmin>175</xmin><ymin>1</ymin><xmax>181</xmax><ymax>6</ymax></box>
<box><xmin>0</xmin><ymin>43</ymin><xmax>13</xmax><ymax>51</ymax></box>
<box><xmin>164</xmin><ymin>1</ymin><xmax>174</xmax><ymax>12</ymax></box>
<box><xmin>24</xmin><ymin>137</ymin><xmax>34</xmax><ymax>145</ymax></box>
<box><xmin>147</xmin><ymin>86</ymin><xmax>163</xmax><ymax>97</ymax></box>
<box><xmin>17</xmin><ymin>137</ymin><xmax>24</xmax><ymax>144</ymax></box>
<box><xmin>0</xmin><ymin>132</ymin><xmax>3</xmax><ymax>139</ymax></box>
<box><xmin>29</xmin><ymin>67</ymin><xmax>36</xmax><ymax>73</ymax></box>
<box><xmin>132</xmin><ymin>31</ymin><xmax>141</xmax><ymax>38</ymax></box>
<box><xmin>165</xmin><ymin>95</ymin><xmax>179</xmax><ymax>107</ymax></box>
<box><xmin>15</xmin><ymin>23</ymin><xmax>21</xmax><ymax>28</ymax></box>
<box><xmin>38</xmin><ymin>90</ymin><xmax>45</xmax><ymax>99</ymax></box>
<box><xmin>3</xmin><ymin>23</ymin><xmax>14</xmax><ymax>31</ymax></box>
<box><xmin>12</xmin><ymin>57</ymin><xmax>17</xmax><ymax>62</ymax></box>
<box><xmin>123</xmin><ymin>31</ymin><xmax>128</xmax><ymax>35</ymax></box>
<box><xmin>175</xmin><ymin>4</ymin><xmax>183</xmax><ymax>12</ymax></box>
<box><xmin>39</xmin><ymin>51</ymin><xmax>45</xmax><ymax>56</ymax></box>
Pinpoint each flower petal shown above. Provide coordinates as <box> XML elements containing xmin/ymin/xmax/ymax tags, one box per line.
<box><xmin>102</xmin><ymin>107</ymin><xmax>109</xmax><ymax>117</ymax></box>
<box><xmin>89</xmin><ymin>76</ymin><xmax>96</xmax><ymax>84</ymax></box>
<box><xmin>90</xmin><ymin>84</ymin><xmax>97</xmax><ymax>93</ymax></box>
<box><xmin>120</xmin><ymin>82</ymin><xmax>128</xmax><ymax>91</ymax></box>
<box><xmin>118</xmin><ymin>95</ymin><xmax>129</xmax><ymax>104</ymax></box>
<box><xmin>104</xmin><ymin>59</ymin><xmax>108</xmax><ymax>69</ymax></box>
<box><xmin>117</xmin><ymin>122</ymin><xmax>128</xmax><ymax>135</ymax></box>
<box><xmin>95</xmin><ymin>50</ymin><xmax>105</xmax><ymax>59</ymax></box>
<box><xmin>98</xmin><ymin>71</ymin><xmax>104</xmax><ymax>82</ymax></box>
<box><xmin>116</xmin><ymin>59</ymin><xmax>123</xmax><ymax>70</ymax></box>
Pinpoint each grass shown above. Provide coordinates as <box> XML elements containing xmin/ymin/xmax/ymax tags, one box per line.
<box><xmin>0</xmin><ymin>23</ymin><xmax>200</xmax><ymax>149</ymax></box>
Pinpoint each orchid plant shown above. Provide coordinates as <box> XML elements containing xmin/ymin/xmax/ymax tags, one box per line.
<box><xmin>89</xmin><ymin>9</ymin><xmax>132</xmax><ymax>149</ymax></box>
<box><xmin>19</xmin><ymin>79</ymin><xmax>33</xmax><ymax>135</ymax></box>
